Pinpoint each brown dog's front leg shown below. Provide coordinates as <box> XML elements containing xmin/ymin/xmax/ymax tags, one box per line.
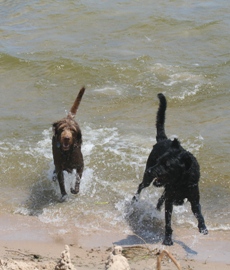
<box><xmin>71</xmin><ymin>173</ymin><xmax>80</xmax><ymax>194</ymax></box>
<box><xmin>57</xmin><ymin>171</ymin><xmax>67</xmax><ymax>197</ymax></box>
<box><xmin>70</xmin><ymin>163</ymin><xmax>83</xmax><ymax>194</ymax></box>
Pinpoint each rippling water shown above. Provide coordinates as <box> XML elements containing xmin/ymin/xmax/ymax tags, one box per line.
<box><xmin>0</xmin><ymin>0</ymin><xmax>229</xmax><ymax>242</ymax></box>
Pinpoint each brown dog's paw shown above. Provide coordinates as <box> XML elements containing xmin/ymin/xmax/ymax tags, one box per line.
<box><xmin>70</xmin><ymin>184</ymin><xmax>80</xmax><ymax>194</ymax></box>
<box><xmin>52</xmin><ymin>172</ymin><xmax>57</xmax><ymax>182</ymax></box>
<box><xmin>70</xmin><ymin>188</ymin><xmax>79</xmax><ymax>194</ymax></box>
<box><xmin>71</xmin><ymin>178</ymin><xmax>80</xmax><ymax>194</ymax></box>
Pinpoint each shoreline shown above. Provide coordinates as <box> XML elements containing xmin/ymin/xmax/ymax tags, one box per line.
<box><xmin>0</xmin><ymin>213</ymin><xmax>230</xmax><ymax>269</ymax></box>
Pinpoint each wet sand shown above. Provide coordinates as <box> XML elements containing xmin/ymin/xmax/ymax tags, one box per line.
<box><xmin>0</xmin><ymin>213</ymin><xmax>229</xmax><ymax>269</ymax></box>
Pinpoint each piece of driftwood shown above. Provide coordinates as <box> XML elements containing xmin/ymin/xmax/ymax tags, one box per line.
<box><xmin>157</xmin><ymin>250</ymin><xmax>181</xmax><ymax>270</ymax></box>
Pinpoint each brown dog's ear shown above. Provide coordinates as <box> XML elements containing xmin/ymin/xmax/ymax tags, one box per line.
<box><xmin>72</xmin><ymin>129</ymin><xmax>82</xmax><ymax>147</ymax></box>
<box><xmin>171</xmin><ymin>138</ymin><xmax>180</xmax><ymax>149</ymax></box>
<box><xmin>76</xmin><ymin>130</ymin><xmax>82</xmax><ymax>145</ymax></box>
<box><xmin>52</xmin><ymin>122</ymin><xmax>58</xmax><ymax>136</ymax></box>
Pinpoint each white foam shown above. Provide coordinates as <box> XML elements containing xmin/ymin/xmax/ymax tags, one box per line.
<box><xmin>79</xmin><ymin>168</ymin><xmax>95</xmax><ymax>196</ymax></box>
<box><xmin>38</xmin><ymin>207</ymin><xmax>68</xmax><ymax>225</ymax></box>
<box><xmin>181</xmin><ymin>135</ymin><xmax>204</xmax><ymax>154</ymax></box>
<box><xmin>171</xmin><ymin>85</ymin><xmax>201</xmax><ymax>100</ymax></box>
<box><xmin>208</xmin><ymin>225</ymin><xmax>230</xmax><ymax>231</ymax></box>
<box><xmin>150</xmin><ymin>62</ymin><xmax>208</xmax><ymax>100</ymax></box>
<box><xmin>33</xmin><ymin>128</ymin><xmax>53</xmax><ymax>159</ymax></box>
<box><xmin>0</xmin><ymin>141</ymin><xmax>23</xmax><ymax>156</ymax></box>
<box><xmin>82</xmin><ymin>143</ymin><xmax>95</xmax><ymax>157</ymax></box>
<box><xmin>93</xmin><ymin>86</ymin><xmax>122</xmax><ymax>95</ymax></box>
<box><xmin>8</xmin><ymin>124</ymin><xmax>229</xmax><ymax>235</ymax></box>
<box><xmin>14</xmin><ymin>207</ymin><xmax>31</xmax><ymax>216</ymax></box>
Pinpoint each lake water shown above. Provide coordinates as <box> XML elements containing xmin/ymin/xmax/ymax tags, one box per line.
<box><xmin>0</xmin><ymin>0</ymin><xmax>229</xmax><ymax>244</ymax></box>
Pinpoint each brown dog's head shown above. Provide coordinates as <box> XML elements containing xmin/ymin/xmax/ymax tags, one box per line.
<box><xmin>53</xmin><ymin>115</ymin><xmax>82</xmax><ymax>151</ymax></box>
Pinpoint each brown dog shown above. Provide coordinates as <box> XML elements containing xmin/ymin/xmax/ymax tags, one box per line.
<box><xmin>52</xmin><ymin>87</ymin><xmax>85</xmax><ymax>199</ymax></box>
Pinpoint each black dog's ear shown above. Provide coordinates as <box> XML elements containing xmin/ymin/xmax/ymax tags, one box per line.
<box><xmin>179</xmin><ymin>151</ymin><xmax>192</xmax><ymax>171</ymax></box>
<box><xmin>171</xmin><ymin>138</ymin><xmax>180</xmax><ymax>149</ymax></box>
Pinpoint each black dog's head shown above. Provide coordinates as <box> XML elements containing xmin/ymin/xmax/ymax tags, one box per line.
<box><xmin>146</xmin><ymin>138</ymin><xmax>193</xmax><ymax>187</ymax></box>
<box><xmin>53</xmin><ymin>116</ymin><xmax>82</xmax><ymax>151</ymax></box>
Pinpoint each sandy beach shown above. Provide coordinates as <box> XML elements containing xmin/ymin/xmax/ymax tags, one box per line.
<box><xmin>0</xmin><ymin>213</ymin><xmax>229</xmax><ymax>270</ymax></box>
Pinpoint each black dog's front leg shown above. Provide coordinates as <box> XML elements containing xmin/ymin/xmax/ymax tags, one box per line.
<box><xmin>188</xmin><ymin>186</ymin><xmax>208</xmax><ymax>235</ymax></box>
<box><xmin>156</xmin><ymin>191</ymin><xmax>166</xmax><ymax>211</ymax></box>
<box><xmin>132</xmin><ymin>170</ymin><xmax>153</xmax><ymax>202</ymax></box>
<box><xmin>191</xmin><ymin>201</ymin><xmax>208</xmax><ymax>235</ymax></box>
<box><xmin>163</xmin><ymin>199</ymin><xmax>174</xmax><ymax>245</ymax></box>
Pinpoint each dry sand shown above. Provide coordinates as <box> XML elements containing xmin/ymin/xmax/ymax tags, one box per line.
<box><xmin>0</xmin><ymin>213</ymin><xmax>229</xmax><ymax>270</ymax></box>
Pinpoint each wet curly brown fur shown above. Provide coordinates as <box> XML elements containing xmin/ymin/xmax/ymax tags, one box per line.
<box><xmin>52</xmin><ymin>87</ymin><xmax>85</xmax><ymax>199</ymax></box>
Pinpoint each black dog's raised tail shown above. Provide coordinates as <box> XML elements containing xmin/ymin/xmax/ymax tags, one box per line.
<box><xmin>156</xmin><ymin>93</ymin><xmax>167</xmax><ymax>142</ymax></box>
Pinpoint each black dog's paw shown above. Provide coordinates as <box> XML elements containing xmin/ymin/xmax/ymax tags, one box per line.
<box><xmin>162</xmin><ymin>236</ymin><xmax>173</xmax><ymax>246</ymax></box>
<box><xmin>132</xmin><ymin>194</ymin><xmax>139</xmax><ymax>203</ymax></box>
<box><xmin>59</xmin><ymin>194</ymin><xmax>68</xmax><ymax>203</ymax></box>
<box><xmin>156</xmin><ymin>204</ymin><xmax>162</xmax><ymax>211</ymax></box>
<box><xmin>156</xmin><ymin>199</ymin><xmax>164</xmax><ymax>211</ymax></box>
<box><xmin>156</xmin><ymin>194</ymin><xmax>165</xmax><ymax>211</ymax></box>
<box><xmin>199</xmin><ymin>226</ymin><xmax>208</xmax><ymax>235</ymax></box>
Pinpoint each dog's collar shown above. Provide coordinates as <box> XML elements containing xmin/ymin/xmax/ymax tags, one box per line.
<box><xmin>56</xmin><ymin>142</ymin><xmax>61</xmax><ymax>148</ymax></box>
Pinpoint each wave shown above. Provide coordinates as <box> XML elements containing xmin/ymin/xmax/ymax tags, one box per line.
<box><xmin>0</xmin><ymin>52</ymin><xmax>31</xmax><ymax>67</ymax></box>
<box><xmin>149</xmin><ymin>63</ymin><xmax>211</xmax><ymax>100</ymax></box>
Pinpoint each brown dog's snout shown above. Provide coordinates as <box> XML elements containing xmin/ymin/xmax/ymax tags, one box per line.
<box><xmin>64</xmin><ymin>135</ymin><xmax>70</xmax><ymax>142</ymax></box>
<box><xmin>61</xmin><ymin>129</ymin><xmax>73</xmax><ymax>150</ymax></box>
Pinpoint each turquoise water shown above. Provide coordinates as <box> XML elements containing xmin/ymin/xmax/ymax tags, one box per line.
<box><xmin>0</xmin><ymin>1</ymin><xmax>229</xmax><ymax>242</ymax></box>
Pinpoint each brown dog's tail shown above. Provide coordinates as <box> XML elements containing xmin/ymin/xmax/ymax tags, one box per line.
<box><xmin>68</xmin><ymin>87</ymin><xmax>85</xmax><ymax>118</ymax></box>
<box><xmin>156</xmin><ymin>93</ymin><xmax>168</xmax><ymax>142</ymax></box>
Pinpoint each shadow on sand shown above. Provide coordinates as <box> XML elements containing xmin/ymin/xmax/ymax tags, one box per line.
<box><xmin>19</xmin><ymin>176</ymin><xmax>60</xmax><ymax>216</ymax></box>
<box><xmin>114</xmin><ymin>199</ymin><xmax>197</xmax><ymax>256</ymax></box>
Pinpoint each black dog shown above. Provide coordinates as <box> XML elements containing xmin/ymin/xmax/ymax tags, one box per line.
<box><xmin>133</xmin><ymin>93</ymin><xmax>208</xmax><ymax>245</ymax></box>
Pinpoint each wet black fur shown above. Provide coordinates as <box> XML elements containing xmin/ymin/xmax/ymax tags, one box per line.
<box><xmin>133</xmin><ymin>93</ymin><xmax>208</xmax><ymax>245</ymax></box>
